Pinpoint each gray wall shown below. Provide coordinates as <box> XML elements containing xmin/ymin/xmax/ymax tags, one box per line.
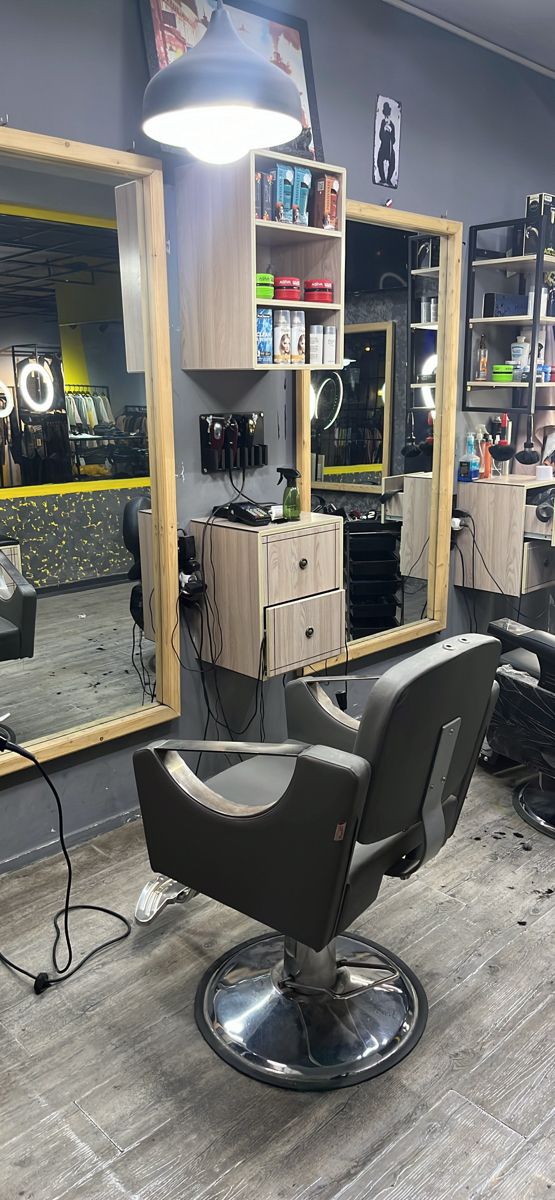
<box><xmin>3</xmin><ymin>0</ymin><xmax>555</xmax><ymax>868</ymax></box>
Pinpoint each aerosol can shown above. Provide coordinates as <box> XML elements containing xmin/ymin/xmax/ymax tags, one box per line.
<box><xmin>277</xmin><ymin>466</ymin><xmax>301</xmax><ymax>520</ymax></box>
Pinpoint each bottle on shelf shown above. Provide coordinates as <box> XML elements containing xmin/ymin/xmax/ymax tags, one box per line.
<box><xmin>458</xmin><ymin>432</ymin><xmax>480</xmax><ymax>482</ymax></box>
<box><xmin>478</xmin><ymin>429</ymin><xmax>492</xmax><ymax>479</ymax></box>
<box><xmin>476</xmin><ymin>333</ymin><xmax>488</xmax><ymax>380</ymax></box>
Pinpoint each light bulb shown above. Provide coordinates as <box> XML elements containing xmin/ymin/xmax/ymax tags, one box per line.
<box><xmin>144</xmin><ymin>105</ymin><xmax>300</xmax><ymax>164</ymax></box>
<box><xmin>19</xmin><ymin>361</ymin><xmax>54</xmax><ymax>412</ymax></box>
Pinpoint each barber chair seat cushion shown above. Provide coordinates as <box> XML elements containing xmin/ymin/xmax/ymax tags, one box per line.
<box><xmin>500</xmin><ymin>648</ymin><xmax>540</xmax><ymax>679</ymax></box>
<box><xmin>207</xmin><ymin>754</ymin><xmax>296</xmax><ymax>809</ymax></box>
<box><xmin>0</xmin><ymin>615</ymin><xmax>20</xmax><ymax>659</ymax></box>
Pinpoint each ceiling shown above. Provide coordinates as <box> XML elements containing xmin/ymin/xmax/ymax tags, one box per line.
<box><xmin>380</xmin><ymin>0</ymin><xmax>555</xmax><ymax>78</ymax></box>
<box><xmin>0</xmin><ymin>215</ymin><xmax>119</xmax><ymax>323</ymax></box>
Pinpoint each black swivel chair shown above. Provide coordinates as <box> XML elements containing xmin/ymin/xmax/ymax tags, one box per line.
<box><xmin>134</xmin><ymin>634</ymin><xmax>499</xmax><ymax>1091</ymax></box>
<box><xmin>0</xmin><ymin>549</ymin><xmax>37</xmax><ymax>741</ymax></box>
<box><xmin>122</xmin><ymin>495</ymin><xmax>150</xmax><ymax>581</ymax></box>
<box><xmin>485</xmin><ymin>619</ymin><xmax>555</xmax><ymax>838</ymax></box>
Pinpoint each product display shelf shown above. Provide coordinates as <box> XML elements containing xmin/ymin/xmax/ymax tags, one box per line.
<box><xmin>463</xmin><ymin>216</ymin><xmax>555</xmax><ymax>416</ymax></box>
<box><xmin>262</xmin><ymin>299</ymin><xmax>342</xmax><ymax>311</ymax></box>
<box><xmin>406</xmin><ymin>234</ymin><xmax>441</xmax><ymax>454</ymax></box>
<box><xmin>472</xmin><ymin>253</ymin><xmax>555</xmax><ymax>273</ymax></box>
<box><xmin>176</xmin><ymin>148</ymin><xmax>346</xmax><ymax>371</ymax></box>
<box><xmin>469</xmin><ymin>315</ymin><xmax>555</xmax><ymax>326</ymax></box>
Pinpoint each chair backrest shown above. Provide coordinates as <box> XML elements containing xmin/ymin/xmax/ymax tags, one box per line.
<box><xmin>488</xmin><ymin>657</ymin><xmax>555</xmax><ymax>778</ymax></box>
<box><xmin>0</xmin><ymin>549</ymin><xmax>37</xmax><ymax>659</ymax></box>
<box><xmin>354</xmin><ymin>634</ymin><xmax>500</xmax><ymax>843</ymax></box>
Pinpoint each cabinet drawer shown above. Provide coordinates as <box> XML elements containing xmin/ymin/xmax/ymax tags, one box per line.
<box><xmin>524</xmin><ymin>503</ymin><xmax>553</xmax><ymax>540</ymax></box>
<box><xmin>265</xmin><ymin>526</ymin><xmax>339</xmax><ymax>605</ymax></box>
<box><xmin>522</xmin><ymin>541</ymin><xmax>555</xmax><ymax>593</ymax></box>
<box><xmin>265</xmin><ymin>589</ymin><xmax>345</xmax><ymax>675</ymax></box>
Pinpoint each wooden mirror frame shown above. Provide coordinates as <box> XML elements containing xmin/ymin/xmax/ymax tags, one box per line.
<box><xmin>296</xmin><ymin>198</ymin><xmax>462</xmax><ymax>665</ymax></box>
<box><xmin>311</xmin><ymin>320</ymin><xmax>394</xmax><ymax>495</ymax></box>
<box><xmin>0</xmin><ymin>128</ymin><xmax>178</xmax><ymax>775</ymax></box>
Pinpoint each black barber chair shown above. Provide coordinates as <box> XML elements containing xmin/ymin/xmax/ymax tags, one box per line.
<box><xmin>0</xmin><ymin>549</ymin><xmax>37</xmax><ymax>741</ymax></box>
<box><xmin>485</xmin><ymin>618</ymin><xmax>555</xmax><ymax>838</ymax></box>
<box><xmin>134</xmin><ymin>634</ymin><xmax>499</xmax><ymax>1090</ymax></box>
<box><xmin>122</xmin><ymin>495</ymin><xmax>150</xmax><ymax>581</ymax></box>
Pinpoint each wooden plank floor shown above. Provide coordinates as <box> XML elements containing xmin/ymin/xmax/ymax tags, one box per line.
<box><xmin>0</xmin><ymin>582</ymin><xmax>153</xmax><ymax>742</ymax></box>
<box><xmin>0</xmin><ymin>768</ymin><xmax>553</xmax><ymax>1199</ymax></box>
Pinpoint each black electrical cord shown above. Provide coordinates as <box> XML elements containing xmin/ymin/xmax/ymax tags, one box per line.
<box><xmin>461</xmin><ymin>521</ymin><xmax>550</xmax><ymax>628</ymax></box>
<box><xmin>0</xmin><ymin>738</ymin><xmax>131</xmax><ymax>994</ymax></box>
<box><xmin>454</xmin><ymin>541</ymin><xmax>475</xmax><ymax>634</ymax></box>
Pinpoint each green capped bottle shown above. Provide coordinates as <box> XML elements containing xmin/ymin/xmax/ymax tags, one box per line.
<box><xmin>277</xmin><ymin>466</ymin><xmax>301</xmax><ymax>520</ymax></box>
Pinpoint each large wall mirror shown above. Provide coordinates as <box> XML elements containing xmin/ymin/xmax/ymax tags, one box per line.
<box><xmin>0</xmin><ymin>129</ymin><xmax>178</xmax><ymax>775</ymax></box>
<box><xmin>297</xmin><ymin>198</ymin><xmax>462</xmax><ymax>663</ymax></box>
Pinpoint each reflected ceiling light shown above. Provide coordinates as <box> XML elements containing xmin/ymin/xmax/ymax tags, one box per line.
<box><xmin>142</xmin><ymin>0</ymin><xmax>303</xmax><ymax>163</ymax></box>
<box><xmin>19</xmin><ymin>361</ymin><xmax>54</xmax><ymax>413</ymax></box>
<box><xmin>0</xmin><ymin>381</ymin><xmax>13</xmax><ymax>417</ymax></box>
<box><xmin>420</xmin><ymin>353</ymin><xmax>437</xmax><ymax>411</ymax></box>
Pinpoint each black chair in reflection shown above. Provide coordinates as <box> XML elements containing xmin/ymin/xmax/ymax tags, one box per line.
<box><xmin>485</xmin><ymin>620</ymin><xmax>555</xmax><ymax>839</ymax></box>
<box><xmin>0</xmin><ymin>549</ymin><xmax>37</xmax><ymax>741</ymax></box>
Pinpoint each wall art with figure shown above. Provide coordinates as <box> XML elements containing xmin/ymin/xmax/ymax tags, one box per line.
<box><xmin>373</xmin><ymin>94</ymin><xmax>401</xmax><ymax>189</ymax></box>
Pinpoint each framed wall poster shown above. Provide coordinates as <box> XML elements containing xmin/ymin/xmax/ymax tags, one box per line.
<box><xmin>139</xmin><ymin>0</ymin><xmax>324</xmax><ymax>160</ymax></box>
<box><xmin>373</xmin><ymin>94</ymin><xmax>401</xmax><ymax>189</ymax></box>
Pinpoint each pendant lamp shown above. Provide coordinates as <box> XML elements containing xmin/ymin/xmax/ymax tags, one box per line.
<box><xmin>142</xmin><ymin>0</ymin><xmax>303</xmax><ymax>164</ymax></box>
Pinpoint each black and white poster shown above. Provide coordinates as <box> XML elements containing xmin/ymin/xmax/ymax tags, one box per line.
<box><xmin>373</xmin><ymin>94</ymin><xmax>401</xmax><ymax>189</ymax></box>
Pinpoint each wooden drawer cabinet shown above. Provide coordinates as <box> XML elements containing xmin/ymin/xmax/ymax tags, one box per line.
<box><xmin>455</xmin><ymin>477</ymin><xmax>555</xmax><ymax>598</ymax></box>
<box><xmin>266</xmin><ymin>590</ymin><xmax>345</xmax><ymax>675</ymax></box>
<box><xmin>522</xmin><ymin>542</ymin><xmax>555</xmax><ymax>594</ymax></box>
<box><xmin>266</xmin><ymin>526</ymin><xmax>340</xmax><ymax>606</ymax></box>
<box><xmin>190</xmin><ymin>513</ymin><xmax>344</xmax><ymax>678</ymax></box>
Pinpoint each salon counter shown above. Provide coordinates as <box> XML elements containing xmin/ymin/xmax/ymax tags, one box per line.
<box><xmin>0</xmin><ymin>477</ymin><xmax>150</xmax><ymax>589</ymax></box>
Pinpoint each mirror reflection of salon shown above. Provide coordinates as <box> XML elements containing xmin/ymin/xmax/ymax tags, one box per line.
<box><xmin>312</xmin><ymin>218</ymin><xmax>439</xmax><ymax>640</ymax></box>
<box><xmin>0</xmin><ymin>158</ymin><xmax>153</xmax><ymax>745</ymax></box>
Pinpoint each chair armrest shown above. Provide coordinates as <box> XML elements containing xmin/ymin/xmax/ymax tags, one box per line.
<box><xmin>154</xmin><ymin>738</ymin><xmax>307</xmax><ymax>758</ymax></box>
<box><xmin>134</xmin><ymin>742</ymin><xmax>370</xmax><ymax>952</ymax></box>
<box><xmin>518</xmin><ymin>631</ymin><xmax>555</xmax><ymax>692</ymax></box>
<box><xmin>285</xmin><ymin>678</ymin><xmax>361</xmax><ymax>753</ymax></box>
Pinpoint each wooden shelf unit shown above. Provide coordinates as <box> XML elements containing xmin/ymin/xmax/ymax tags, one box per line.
<box><xmin>176</xmin><ymin>149</ymin><xmax>346</xmax><ymax>371</ymax></box>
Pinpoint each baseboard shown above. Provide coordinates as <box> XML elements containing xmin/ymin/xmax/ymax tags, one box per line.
<box><xmin>0</xmin><ymin>805</ymin><xmax>140</xmax><ymax>874</ymax></box>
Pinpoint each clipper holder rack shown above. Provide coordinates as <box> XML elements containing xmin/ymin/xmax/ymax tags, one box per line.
<box><xmin>199</xmin><ymin>412</ymin><xmax>268</xmax><ymax>474</ymax></box>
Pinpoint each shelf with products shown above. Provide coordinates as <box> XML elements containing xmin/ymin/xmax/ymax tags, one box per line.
<box><xmin>472</xmin><ymin>253</ymin><xmax>555</xmax><ymax>273</ymax></box>
<box><xmin>406</xmin><ymin>235</ymin><xmax>440</xmax><ymax>458</ymax></box>
<box><xmin>176</xmin><ymin>148</ymin><xmax>346</xmax><ymax>371</ymax></box>
<box><xmin>463</xmin><ymin>215</ymin><xmax>555</xmax><ymax>422</ymax></box>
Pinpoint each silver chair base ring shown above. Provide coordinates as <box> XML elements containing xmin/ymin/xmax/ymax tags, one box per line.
<box><xmin>513</xmin><ymin>783</ymin><xmax>555</xmax><ymax>840</ymax></box>
<box><xmin>195</xmin><ymin>932</ymin><xmax>427</xmax><ymax>1090</ymax></box>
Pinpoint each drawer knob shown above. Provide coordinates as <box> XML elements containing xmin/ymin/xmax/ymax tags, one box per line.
<box><xmin>299</xmin><ymin>557</ymin><xmax>308</xmax><ymax>569</ymax></box>
<box><xmin>305</xmin><ymin>626</ymin><xmax>314</xmax><ymax>638</ymax></box>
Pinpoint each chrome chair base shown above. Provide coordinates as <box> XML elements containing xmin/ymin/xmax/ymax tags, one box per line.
<box><xmin>135</xmin><ymin>874</ymin><xmax>198</xmax><ymax>925</ymax></box>
<box><xmin>195</xmin><ymin>932</ymin><xmax>427</xmax><ymax>1090</ymax></box>
<box><xmin>513</xmin><ymin>782</ymin><xmax>555</xmax><ymax>839</ymax></box>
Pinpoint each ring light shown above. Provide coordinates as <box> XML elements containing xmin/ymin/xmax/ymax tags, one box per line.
<box><xmin>310</xmin><ymin>373</ymin><xmax>344</xmax><ymax>430</ymax></box>
<box><xmin>0</xmin><ymin>381</ymin><xmax>14</xmax><ymax>417</ymax></box>
<box><xmin>19</xmin><ymin>360</ymin><xmax>54</xmax><ymax>413</ymax></box>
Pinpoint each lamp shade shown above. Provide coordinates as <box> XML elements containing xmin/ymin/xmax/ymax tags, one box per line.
<box><xmin>142</xmin><ymin>3</ymin><xmax>303</xmax><ymax>163</ymax></box>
